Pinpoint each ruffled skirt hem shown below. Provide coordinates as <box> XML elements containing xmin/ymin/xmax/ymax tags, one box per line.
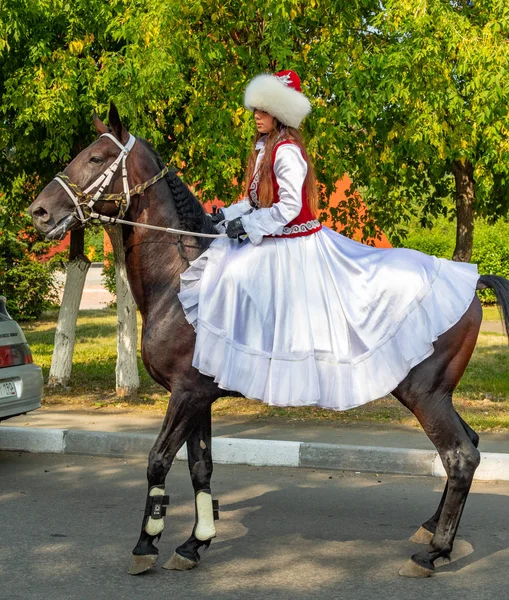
<box><xmin>178</xmin><ymin>230</ymin><xmax>479</xmax><ymax>411</ymax></box>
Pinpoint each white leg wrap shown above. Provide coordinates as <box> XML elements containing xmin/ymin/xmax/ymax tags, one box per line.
<box><xmin>195</xmin><ymin>491</ymin><xmax>216</xmax><ymax>541</ymax></box>
<box><xmin>145</xmin><ymin>486</ymin><xmax>166</xmax><ymax>536</ymax></box>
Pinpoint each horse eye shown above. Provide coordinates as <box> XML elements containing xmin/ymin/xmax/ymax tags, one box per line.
<box><xmin>90</xmin><ymin>156</ymin><xmax>104</xmax><ymax>164</ymax></box>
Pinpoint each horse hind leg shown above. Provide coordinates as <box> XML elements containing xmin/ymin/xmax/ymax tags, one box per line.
<box><xmin>394</xmin><ymin>298</ymin><xmax>482</xmax><ymax>576</ymax></box>
<box><xmin>410</xmin><ymin>413</ymin><xmax>480</xmax><ymax>545</ymax></box>
<box><xmin>398</xmin><ymin>401</ymin><xmax>480</xmax><ymax>577</ymax></box>
<box><xmin>164</xmin><ymin>405</ymin><xmax>217</xmax><ymax>571</ymax></box>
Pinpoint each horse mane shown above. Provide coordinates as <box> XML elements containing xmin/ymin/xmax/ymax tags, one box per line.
<box><xmin>137</xmin><ymin>138</ymin><xmax>217</xmax><ymax>249</ymax></box>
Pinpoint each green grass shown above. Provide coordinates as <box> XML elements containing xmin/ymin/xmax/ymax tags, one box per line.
<box><xmin>482</xmin><ymin>305</ymin><xmax>504</xmax><ymax>321</ymax></box>
<box><xmin>23</xmin><ymin>308</ymin><xmax>509</xmax><ymax>430</ymax></box>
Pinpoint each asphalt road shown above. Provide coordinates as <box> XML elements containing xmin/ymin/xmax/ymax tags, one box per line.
<box><xmin>54</xmin><ymin>264</ymin><xmax>114</xmax><ymax>310</ymax></box>
<box><xmin>1</xmin><ymin>453</ymin><xmax>508</xmax><ymax>600</ymax></box>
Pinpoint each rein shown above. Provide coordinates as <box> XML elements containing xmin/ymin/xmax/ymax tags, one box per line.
<box><xmin>53</xmin><ymin>132</ymin><xmax>227</xmax><ymax>240</ymax></box>
<box><xmin>91</xmin><ymin>211</ymin><xmax>226</xmax><ymax>238</ymax></box>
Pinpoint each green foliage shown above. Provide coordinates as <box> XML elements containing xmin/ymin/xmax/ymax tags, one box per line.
<box><xmin>0</xmin><ymin>0</ymin><xmax>508</xmax><ymax>248</ymax></box>
<box><xmin>399</xmin><ymin>217</ymin><xmax>509</xmax><ymax>303</ymax></box>
<box><xmin>0</xmin><ymin>214</ymin><xmax>59</xmax><ymax>320</ymax></box>
<box><xmin>329</xmin><ymin>0</ymin><xmax>509</xmax><ymax>243</ymax></box>
<box><xmin>101</xmin><ymin>252</ymin><xmax>116</xmax><ymax>297</ymax></box>
<box><xmin>0</xmin><ymin>0</ymin><xmax>129</xmax><ymax>221</ymax></box>
<box><xmin>472</xmin><ymin>222</ymin><xmax>509</xmax><ymax>303</ymax></box>
<box><xmin>399</xmin><ymin>218</ymin><xmax>456</xmax><ymax>258</ymax></box>
<box><xmin>84</xmin><ymin>226</ymin><xmax>105</xmax><ymax>262</ymax></box>
<box><xmin>0</xmin><ymin>0</ymin><xmax>382</xmax><ymax>234</ymax></box>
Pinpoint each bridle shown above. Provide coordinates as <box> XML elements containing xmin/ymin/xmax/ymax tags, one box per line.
<box><xmin>53</xmin><ymin>132</ymin><xmax>226</xmax><ymax>239</ymax></box>
<box><xmin>54</xmin><ymin>133</ymin><xmax>139</xmax><ymax>222</ymax></box>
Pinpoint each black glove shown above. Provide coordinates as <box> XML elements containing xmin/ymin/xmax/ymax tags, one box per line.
<box><xmin>226</xmin><ymin>217</ymin><xmax>247</xmax><ymax>239</ymax></box>
<box><xmin>209</xmin><ymin>208</ymin><xmax>225</xmax><ymax>225</ymax></box>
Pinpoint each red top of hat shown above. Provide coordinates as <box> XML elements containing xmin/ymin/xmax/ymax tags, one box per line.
<box><xmin>274</xmin><ymin>70</ymin><xmax>302</xmax><ymax>93</ymax></box>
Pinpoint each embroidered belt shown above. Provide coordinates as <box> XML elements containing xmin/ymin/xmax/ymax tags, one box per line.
<box><xmin>281</xmin><ymin>219</ymin><xmax>321</xmax><ymax>235</ymax></box>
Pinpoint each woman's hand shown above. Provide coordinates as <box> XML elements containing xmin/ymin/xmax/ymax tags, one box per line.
<box><xmin>226</xmin><ymin>217</ymin><xmax>247</xmax><ymax>239</ymax></box>
<box><xmin>209</xmin><ymin>209</ymin><xmax>225</xmax><ymax>225</ymax></box>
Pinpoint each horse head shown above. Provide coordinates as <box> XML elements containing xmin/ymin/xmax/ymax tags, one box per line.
<box><xmin>29</xmin><ymin>103</ymin><xmax>143</xmax><ymax>240</ymax></box>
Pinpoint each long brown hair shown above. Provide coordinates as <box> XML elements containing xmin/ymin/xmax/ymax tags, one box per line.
<box><xmin>243</xmin><ymin>124</ymin><xmax>318</xmax><ymax>214</ymax></box>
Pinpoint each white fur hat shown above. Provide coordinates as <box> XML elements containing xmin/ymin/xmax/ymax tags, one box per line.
<box><xmin>244</xmin><ymin>70</ymin><xmax>311</xmax><ymax>128</ymax></box>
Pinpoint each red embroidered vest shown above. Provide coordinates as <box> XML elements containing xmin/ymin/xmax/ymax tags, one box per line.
<box><xmin>248</xmin><ymin>140</ymin><xmax>322</xmax><ymax>239</ymax></box>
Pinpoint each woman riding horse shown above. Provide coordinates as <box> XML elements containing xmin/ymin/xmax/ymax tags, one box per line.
<box><xmin>27</xmin><ymin>73</ymin><xmax>509</xmax><ymax>578</ymax></box>
<box><xmin>179</xmin><ymin>70</ymin><xmax>481</xmax><ymax>412</ymax></box>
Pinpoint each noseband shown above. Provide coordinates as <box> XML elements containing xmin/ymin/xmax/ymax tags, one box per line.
<box><xmin>53</xmin><ymin>133</ymin><xmax>168</xmax><ymax>222</ymax></box>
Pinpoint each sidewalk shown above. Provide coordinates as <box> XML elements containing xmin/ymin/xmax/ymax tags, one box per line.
<box><xmin>54</xmin><ymin>262</ymin><xmax>114</xmax><ymax>310</ymax></box>
<box><xmin>2</xmin><ymin>407</ymin><xmax>509</xmax><ymax>481</ymax></box>
<box><xmin>4</xmin><ymin>405</ymin><xmax>509</xmax><ymax>451</ymax></box>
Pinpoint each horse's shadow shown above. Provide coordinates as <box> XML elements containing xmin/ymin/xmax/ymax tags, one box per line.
<box><xmin>200</xmin><ymin>473</ymin><xmax>508</xmax><ymax>578</ymax></box>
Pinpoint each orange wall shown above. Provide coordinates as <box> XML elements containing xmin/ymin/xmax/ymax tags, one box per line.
<box><xmin>41</xmin><ymin>232</ymin><xmax>71</xmax><ymax>260</ymax></box>
<box><xmin>321</xmin><ymin>178</ymin><xmax>392</xmax><ymax>248</ymax></box>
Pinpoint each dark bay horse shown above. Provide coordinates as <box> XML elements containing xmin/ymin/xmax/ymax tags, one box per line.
<box><xmin>28</xmin><ymin>105</ymin><xmax>509</xmax><ymax>578</ymax></box>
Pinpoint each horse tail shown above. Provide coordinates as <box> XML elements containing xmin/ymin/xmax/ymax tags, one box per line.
<box><xmin>477</xmin><ymin>275</ymin><xmax>509</xmax><ymax>339</ymax></box>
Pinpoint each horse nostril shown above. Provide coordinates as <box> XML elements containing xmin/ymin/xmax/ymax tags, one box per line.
<box><xmin>33</xmin><ymin>207</ymin><xmax>48</xmax><ymax>218</ymax></box>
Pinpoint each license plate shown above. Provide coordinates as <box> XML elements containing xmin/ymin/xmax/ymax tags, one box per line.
<box><xmin>0</xmin><ymin>381</ymin><xmax>17</xmax><ymax>399</ymax></box>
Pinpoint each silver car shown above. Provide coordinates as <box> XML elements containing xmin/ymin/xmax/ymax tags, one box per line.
<box><xmin>0</xmin><ymin>296</ymin><xmax>43</xmax><ymax>421</ymax></box>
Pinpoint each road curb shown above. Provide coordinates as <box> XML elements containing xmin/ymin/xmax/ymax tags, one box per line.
<box><xmin>1</xmin><ymin>426</ymin><xmax>509</xmax><ymax>481</ymax></box>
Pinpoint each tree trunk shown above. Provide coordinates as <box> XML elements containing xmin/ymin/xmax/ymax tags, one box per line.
<box><xmin>106</xmin><ymin>225</ymin><xmax>140</xmax><ymax>397</ymax></box>
<box><xmin>452</xmin><ymin>159</ymin><xmax>475</xmax><ymax>262</ymax></box>
<box><xmin>48</xmin><ymin>229</ymin><xmax>90</xmax><ymax>387</ymax></box>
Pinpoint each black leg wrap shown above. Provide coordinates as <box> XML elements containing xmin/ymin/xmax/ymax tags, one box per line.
<box><xmin>176</xmin><ymin>536</ymin><xmax>212</xmax><ymax>563</ymax></box>
<box><xmin>149</xmin><ymin>494</ymin><xmax>170</xmax><ymax>519</ymax></box>
<box><xmin>213</xmin><ymin>498</ymin><xmax>219</xmax><ymax>521</ymax></box>
<box><xmin>143</xmin><ymin>486</ymin><xmax>170</xmax><ymax>521</ymax></box>
<box><xmin>133</xmin><ymin>535</ymin><xmax>160</xmax><ymax>557</ymax></box>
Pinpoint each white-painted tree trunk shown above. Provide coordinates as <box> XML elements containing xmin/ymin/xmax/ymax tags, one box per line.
<box><xmin>107</xmin><ymin>225</ymin><xmax>140</xmax><ymax>397</ymax></box>
<box><xmin>48</xmin><ymin>256</ymin><xmax>90</xmax><ymax>387</ymax></box>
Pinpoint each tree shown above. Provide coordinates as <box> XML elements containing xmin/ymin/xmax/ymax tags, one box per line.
<box><xmin>103</xmin><ymin>0</ymin><xmax>380</xmax><ymax>223</ymax></box>
<box><xmin>105</xmin><ymin>0</ymin><xmax>509</xmax><ymax>256</ymax></box>
<box><xmin>0</xmin><ymin>0</ymin><xmax>138</xmax><ymax>388</ymax></box>
<box><xmin>0</xmin><ymin>0</ymin><xmax>386</xmax><ymax>237</ymax></box>
<box><xmin>106</xmin><ymin>225</ymin><xmax>139</xmax><ymax>397</ymax></box>
<box><xmin>322</xmin><ymin>0</ymin><xmax>509</xmax><ymax>258</ymax></box>
<box><xmin>47</xmin><ymin>230</ymin><xmax>90</xmax><ymax>387</ymax></box>
<box><xmin>2</xmin><ymin>0</ymin><xmax>507</xmax><ymax>263</ymax></box>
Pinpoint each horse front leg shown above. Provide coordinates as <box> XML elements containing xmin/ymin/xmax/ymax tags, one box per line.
<box><xmin>128</xmin><ymin>389</ymin><xmax>212</xmax><ymax>575</ymax></box>
<box><xmin>163</xmin><ymin>404</ymin><xmax>218</xmax><ymax>571</ymax></box>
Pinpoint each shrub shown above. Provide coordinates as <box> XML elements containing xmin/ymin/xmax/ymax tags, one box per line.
<box><xmin>0</xmin><ymin>226</ymin><xmax>59</xmax><ymax>321</ymax></box>
<box><xmin>471</xmin><ymin>222</ymin><xmax>509</xmax><ymax>303</ymax></box>
<box><xmin>397</xmin><ymin>217</ymin><xmax>509</xmax><ymax>304</ymax></box>
<box><xmin>401</xmin><ymin>219</ymin><xmax>456</xmax><ymax>258</ymax></box>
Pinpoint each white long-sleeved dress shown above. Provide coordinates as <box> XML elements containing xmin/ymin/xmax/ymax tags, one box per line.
<box><xmin>178</xmin><ymin>137</ymin><xmax>479</xmax><ymax>410</ymax></box>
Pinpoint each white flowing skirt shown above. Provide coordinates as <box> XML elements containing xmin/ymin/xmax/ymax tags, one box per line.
<box><xmin>178</xmin><ymin>227</ymin><xmax>479</xmax><ymax>411</ymax></box>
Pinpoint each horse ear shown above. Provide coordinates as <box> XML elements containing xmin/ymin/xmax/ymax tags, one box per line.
<box><xmin>93</xmin><ymin>111</ymin><xmax>108</xmax><ymax>135</ymax></box>
<box><xmin>108</xmin><ymin>102</ymin><xmax>128</xmax><ymax>143</ymax></box>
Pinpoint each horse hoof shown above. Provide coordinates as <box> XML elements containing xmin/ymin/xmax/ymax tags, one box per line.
<box><xmin>409</xmin><ymin>526</ymin><xmax>434</xmax><ymax>545</ymax></box>
<box><xmin>162</xmin><ymin>552</ymin><xmax>197</xmax><ymax>571</ymax></box>
<box><xmin>128</xmin><ymin>554</ymin><xmax>158</xmax><ymax>575</ymax></box>
<box><xmin>399</xmin><ymin>558</ymin><xmax>433</xmax><ymax>578</ymax></box>
<box><xmin>435</xmin><ymin>539</ymin><xmax>474</xmax><ymax>567</ymax></box>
